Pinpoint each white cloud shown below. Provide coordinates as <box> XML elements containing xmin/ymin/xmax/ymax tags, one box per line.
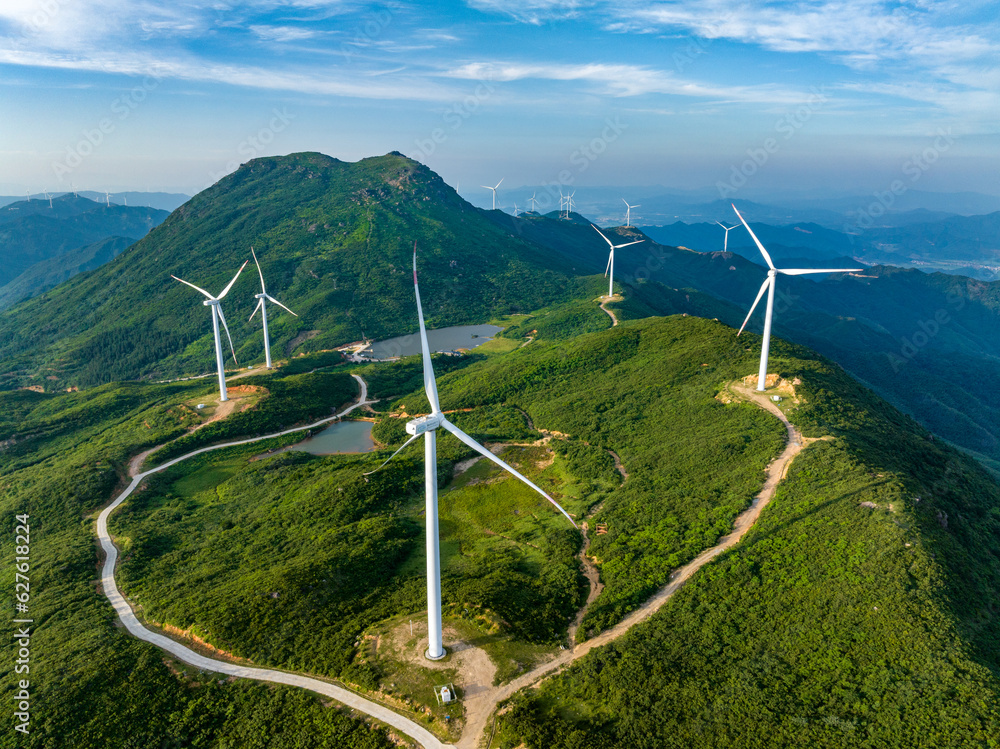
<box><xmin>464</xmin><ymin>0</ymin><xmax>596</xmax><ymax>25</ymax></box>
<box><xmin>445</xmin><ymin>60</ymin><xmax>815</xmax><ymax>104</ymax></box>
<box><xmin>249</xmin><ymin>24</ymin><xmax>318</xmax><ymax>42</ymax></box>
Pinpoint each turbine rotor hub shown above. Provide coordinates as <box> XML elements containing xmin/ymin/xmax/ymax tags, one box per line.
<box><xmin>768</xmin><ymin>269</ymin><xmax>778</xmax><ymax>277</ymax></box>
<box><xmin>406</xmin><ymin>413</ymin><xmax>444</xmax><ymax>436</ymax></box>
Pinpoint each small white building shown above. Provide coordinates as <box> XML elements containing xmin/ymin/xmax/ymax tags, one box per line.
<box><xmin>435</xmin><ymin>684</ymin><xmax>456</xmax><ymax>704</ymax></box>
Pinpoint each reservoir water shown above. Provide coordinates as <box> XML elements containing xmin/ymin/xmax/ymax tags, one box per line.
<box><xmin>369</xmin><ymin>324</ymin><xmax>503</xmax><ymax>359</ymax></box>
<box><xmin>293</xmin><ymin>420</ymin><xmax>375</xmax><ymax>455</ymax></box>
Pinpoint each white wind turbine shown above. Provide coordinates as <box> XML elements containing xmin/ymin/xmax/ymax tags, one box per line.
<box><xmin>171</xmin><ymin>260</ymin><xmax>249</xmax><ymax>402</ymax></box>
<box><xmin>529</xmin><ymin>192</ymin><xmax>539</xmax><ymax>213</ymax></box>
<box><xmin>366</xmin><ymin>246</ymin><xmax>577</xmax><ymax>661</ymax></box>
<box><xmin>716</xmin><ymin>221</ymin><xmax>738</xmax><ymax>251</ymax></box>
<box><xmin>592</xmin><ymin>225</ymin><xmax>644</xmax><ymax>298</ymax></box>
<box><xmin>481</xmin><ymin>178</ymin><xmax>503</xmax><ymax>210</ymax></box>
<box><xmin>105</xmin><ymin>191</ymin><xmax>111</xmax><ymax>207</ymax></box>
<box><xmin>622</xmin><ymin>198</ymin><xmax>640</xmax><ymax>227</ymax></box>
<box><xmin>733</xmin><ymin>204</ymin><xmax>861</xmax><ymax>392</ymax></box>
<box><xmin>249</xmin><ymin>247</ymin><xmax>297</xmax><ymax>369</ymax></box>
<box><xmin>565</xmin><ymin>191</ymin><xmax>577</xmax><ymax>219</ymax></box>
<box><xmin>512</xmin><ymin>201</ymin><xmax>520</xmax><ymax>217</ymax></box>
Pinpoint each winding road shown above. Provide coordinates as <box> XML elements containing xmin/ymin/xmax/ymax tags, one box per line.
<box><xmin>97</xmin><ymin>375</ymin><xmax>454</xmax><ymax>749</ymax></box>
<box><xmin>98</xmin><ymin>374</ymin><xmax>810</xmax><ymax>749</ymax></box>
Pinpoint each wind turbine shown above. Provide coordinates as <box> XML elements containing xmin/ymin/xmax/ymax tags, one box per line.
<box><xmin>592</xmin><ymin>225</ymin><xmax>644</xmax><ymax>298</ymax></box>
<box><xmin>716</xmin><ymin>221</ymin><xmax>738</xmax><ymax>251</ymax></box>
<box><xmin>512</xmin><ymin>201</ymin><xmax>519</xmax><ymax>218</ymax></box>
<box><xmin>566</xmin><ymin>191</ymin><xmax>577</xmax><ymax>219</ymax></box>
<box><xmin>733</xmin><ymin>204</ymin><xmax>861</xmax><ymax>392</ymax></box>
<box><xmin>529</xmin><ymin>192</ymin><xmax>539</xmax><ymax>213</ymax></box>
<box><xmin>481</xmin><ymin>178</ymin><xmax>503</xmax><ymax>210</ymax></box>
<box><xmin>366</xmin><ymin>245</ymin><xmax>577</xmax><ymax>661</ymax></box>
<box><xmin>622</xmin><ymin>199</ymin><xmax>640</xmax><ymax>227</ymax></box>
<box><xmin>171</xmin><ymin>260</ymin><xmax>249</xmax><ymax>402</ymax></box>
<box><xmin>44</xmin><ymin>190</ymin><xmax>52</xmax><ymax>208</ymax></box>
<box><xmin>248</xmin><ymin>247</ymin><xmax>298</xmax><ymax>369</ymax></box>
<box><xmin>105</xmin><ymin>191</ymin><xmax>111</xmax><ymax>207</ymax></box>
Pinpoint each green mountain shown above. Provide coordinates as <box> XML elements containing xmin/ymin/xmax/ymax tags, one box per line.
<box><xmin>1</xmin><ymin>309</ymin><xmax>997</xmax><ymax>748</ymax></box>
<box><xmin>0</xmin><ymin>236</ymin><xmax>134</xmax><ymax>310</ymax></box>
<box><xmin>0</xmin><ymin>152</ymin><xmax>575</xmax><ymax>388</ymax></box>
<box><xmin>3</xmin><ymin>152</ymin><xmax>1000</xmax><ymax>471</ymax></box>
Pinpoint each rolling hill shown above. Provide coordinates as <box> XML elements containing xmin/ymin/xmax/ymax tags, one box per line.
<box><xmin>0</xmin><ymin>194</ymin><xmax>167</xmax><ymax>308</ymax></box>
<box><xmin>2</xmin><ymin>151</ymin><xmax>1000</xmax><ymax>471</ymax></box>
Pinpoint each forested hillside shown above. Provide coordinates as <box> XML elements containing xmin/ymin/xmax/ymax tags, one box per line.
<box><xmin>0</xmin><ymin>152</ymin><xmax>575</xmax><ymax>389</ymax></box>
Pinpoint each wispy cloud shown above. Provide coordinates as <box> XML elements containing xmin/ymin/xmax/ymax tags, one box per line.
<box><xmin>464</xmin><ymin>0</ymin><xmax>596</xmax><ymax>25</ymax></box>
<box><xmin>446</xmin><ymin>60</ymin><xmax>816</xmax><ymax>104</ymax></box>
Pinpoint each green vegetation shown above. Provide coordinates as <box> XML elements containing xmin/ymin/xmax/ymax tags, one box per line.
<box><xmin>494</xmin><ymin>337</ymin><xmax>1000</xmax><ymax>749</ymax></box>
<box><xmin>0</xmin><ymin>153</ymin><xmax>576</xmax><ymax>391</ymax></box>
<box><xmin>0</xmin><ymin>378</ymin><xmax>397</xmax><ymax>749</ymax></box>
<box><xmin>148</xmin><ymin>369</ymin><xmax>358</xmax><ymax>465</ymax></box>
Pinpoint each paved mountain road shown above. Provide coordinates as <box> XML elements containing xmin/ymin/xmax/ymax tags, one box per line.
<box><xmin>97</xmin><ymin>375</ymin><xmax>455</xmax><ymax>749</ymax></box>
<box><xmin>98</xmin><ymin>374</ymin><xmax>809</xmax><ymax>749</ymax></box>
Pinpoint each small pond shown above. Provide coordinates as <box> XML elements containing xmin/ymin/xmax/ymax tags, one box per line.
<box><xmin>368</xmin><ymin>324</ymin><xmax>504</xmax><ymax>359</ymax></box>
<box><xmin>292</xmin><ymin>420</ymin><xmax>376</xmax><ymax>455</ymax></box>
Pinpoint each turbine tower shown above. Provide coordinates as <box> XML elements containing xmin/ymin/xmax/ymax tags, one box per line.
<box><xmin>481</xmin><ymin>178</ymin><xmax>503</xmax><ymax>210</ymax></box>
<box><xmin>592</xmin><ymin>225</ymin><xmax>644</xmax><ymax>298</ymax></box>
<box><xmin>622</xmin><ymin>198</ymin><xmax>640</xmax><ymax>227</ymax></box>
<box><xmin>249</xmin><ymin>247</ymin><xmax>298</xmax><ymax>369</ymax></box>
<box><xmin>366</xmin><ymin>245</ymin><xmax>577</xmax><ymax>661</ymax></box>
<box><xmin>733</xmin><ymin>204</ymin><xmax>861</xmax><ymax>392</ymax></box>
<box><xmin>716</xmin><ymin>221</ymin><xmax>738</xmax><ymax>251</ymax></box>
<box><xmin>171</xmin><ymin>260</ymin><xmax>249</xmax><ymax>402</ymax></box>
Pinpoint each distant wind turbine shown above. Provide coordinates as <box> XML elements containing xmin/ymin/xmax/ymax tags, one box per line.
<box><xmin>716</xmin><ymin>221</ymin><xmax>738</xmax><ymax>251</ymax></box>
<box><xmin>529</xmin><ymin>192</ymin><xmax>539</xmax><ymax>212</ymax></box>
<box><xmin>44</xmin><ymin>190</ymin><xmax>52</xmax><ymax>208</ymax></box>
<box><xmin>366</xmin><ymin>245</ymin><xmax>577</xmax><ymax>661</ymax></box>
<box><xmin>733</xmin><ymin>204</ymin><xmax>861</xmax><ymax>392</ymax></box>
<box><xmin>512</xmin><ymin>201</ymin><xmax>519</xmax><ymax>217</ymax></box>
<box><xmin>481</xmin><ymin>178</ymin><xmax>503</xmax><ymax>210</ymax></box>
<box><xmin>592</xmin><ymin>225</ymin><xmax>644</xmax><ymax>298</ymax></box>
<box><xmin>564</xmin><ymin>191</ymin><xmax>576</xmax><ymax>219</ymax></box>
<box><xmin>171</xmin><ymin>260</ymin><xmax>249</xmax><ymax>402</ymax></box>
<box><xmin>622</xmin><ymin>199</ymin><xmax>640</xmax><ymax>227</ymax></box>
<box><xmin>25</xmin><ymin>190</ymin><xmax>30</xmax><ymax>202</ymax></box>
<box><xmin>249</xmin><ymin>247</ymin><xmax>298</xmax><ymax>369</ymax></box>
<box><xmin>105</xmin><ymin>191</ymin><xmax>111</xmax><ymax>207</ymax></box>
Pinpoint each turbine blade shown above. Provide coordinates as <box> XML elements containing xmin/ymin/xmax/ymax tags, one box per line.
<box><xmin>265</xmin><ymin>294</ymin><xmax>298</xmax><ymax>316</ymax></box>
<box><xmin>251</xmin><ymin>246</ymin><xmax>266</xmax><ymax>292</ymax></box>
<box><xmin>440</xmin><ymin>419</ymin><xmax>578</xmax><ymax>528</ymax></box>
<box><xmin>362</xmin><ymin>433</ymin><xmax>421</xmax><ymax>476</ymax></box>
<box><xmin>413</xmin><ymin>245</ymin><xmax>441</xmax><ymax>414</ymax></box>
<box><xmin>249</xmin><ymin>298</ymin><xmax>263</xmax><ymax>322</ymax></box>
<box><xmin>613</xmin><ymin>239</ymin><xmax>645</xmax><ymax>249</ymax></box>
<box><xmin>591</xmin><ymin>224</ymin><xmax>614</xmax><ymax>248</ymax></box>
<box><xmin>622</xmin><ymin>198</ymin><xmax>629</xmax><ymax>206</ymax></box>
<box><xmin>732</xmin><ymin>205</ymin><xmax>775</xmax><ymax>270</ymax></box>
<box><xmin>218</xmin><ymin>259</ymin><xmax>250</xmax><ymax>299</ymax></box>
<box><xmin>171</xmin><ymin>275</ymin><xmax>214</xmax><ymax>300</ymax></box>
<box><xmin>738</xmin><ymin>277</ymin><xmax>771</xmax><ymax>336</ymax></box>
<box><xmin>495</xmin><ymin>178</ymin><xmax>503</xmax><ymax>189</ymax></box>
<box><xmin>217</xmin><ymin>304</ymin><xmax>238</xmax><ymax>365</ymax></box>
<box><xmin>779</xmin><ymin>268</ymin><xmax>863</xmax><ymax>275</ymax></box>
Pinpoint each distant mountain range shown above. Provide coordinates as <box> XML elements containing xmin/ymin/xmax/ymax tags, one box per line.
<box><xmin>0</xmin><ymin>194</ymin><xmax>168</xmax><ymax>309</ymax></box>
<box><xmin>0</xmin><ymin>191</ymin><xmax>189</xmax><ymax>212</ymax></box>
<box><xmin>2</xmin><ymin>152</ymin><xmax>1000</xmax><ymax>470</ymax></box>
<box><xmin>641</xmin><ymin>212</ymin><xmax>1000</xmax><ymax>281</ymax></box>
<box><xmin>467</xmin><ymin>185</ymin><xmax>1000</xmax><ymax>229</ymax></box>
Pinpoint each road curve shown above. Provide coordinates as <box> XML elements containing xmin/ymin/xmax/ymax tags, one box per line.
<box><xmin>97</xmin><ymin>374</ymin><xmax>455</xmax><ymax>749</ymax></box>
<box><xmin>457</xmin><ymin>382</ymin><xmax>810</xmax><ymax>748</ymax></box>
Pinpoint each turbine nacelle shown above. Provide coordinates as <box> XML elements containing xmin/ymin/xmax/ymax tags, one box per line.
<box><xmin>203</xmin><ymin>298</ymin><xmax>221</xmax><ymax>306</ymax></box>
<box><xmin>406</xmin><ymin>413</ymin><xmax>445</xmax><ymax>436</ymax></box>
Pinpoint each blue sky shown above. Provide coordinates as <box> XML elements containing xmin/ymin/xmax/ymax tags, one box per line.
<box><xmin>1</xmin><ymin>0</ymin><xmax>998</xmax><ymax>200</ymax></box>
